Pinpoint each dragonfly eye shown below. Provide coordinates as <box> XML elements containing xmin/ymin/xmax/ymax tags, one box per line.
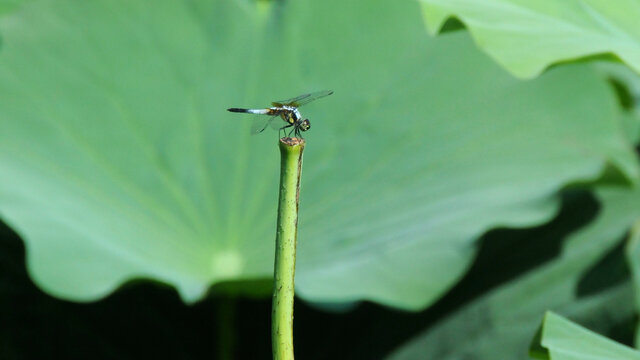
<box><xmin>301</xmin><ymin>119</ymin><xmax>311</xmax><ymax>131</ymax></box>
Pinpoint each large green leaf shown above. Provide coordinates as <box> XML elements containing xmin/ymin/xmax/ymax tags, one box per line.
<box><xmin>0</xmin><ymin>0</ymin><xmax>23</xmax><ymax>15</ymax></box>
<box><xmin>531</xmin><ymin>312</ymin><xmax>640</xmax><ymax>360</ymax></box>
<box><xmin>0</xmin><ymin>0</ymin><xmax>637</xmax><ymax>308</ymax></box>
<box><xmin>420</xmin><ymin>0</ymin><xmax>640</xmax><ymax>79</ymax></box>
<box><xmin>387</xmin><ymin>187</ymin><xmax>640</xmax><ymax>359</ymax></box>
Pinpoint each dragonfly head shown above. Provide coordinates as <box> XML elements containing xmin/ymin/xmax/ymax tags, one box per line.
<box><xmin>300</xmin><ymin>119</ymin><xmax>311</xmax><ymax>131</ymax></box>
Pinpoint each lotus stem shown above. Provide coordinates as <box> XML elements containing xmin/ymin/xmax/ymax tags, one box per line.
<box><xmin>271</xmin><ymin>137</ymin><xmax>305</xmax><ymax>360</ymax></box>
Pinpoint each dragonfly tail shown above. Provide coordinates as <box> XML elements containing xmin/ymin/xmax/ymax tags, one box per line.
<box><xmin>228</xmin><ymin>108</ymin><xmax>271</xmax><ymax>115</ymax></box>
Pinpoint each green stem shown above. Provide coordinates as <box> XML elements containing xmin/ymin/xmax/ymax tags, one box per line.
<box><xmin>272</xmin><ymin>137</ymin><xmax>305</xmax><ymax>360</ymax></box>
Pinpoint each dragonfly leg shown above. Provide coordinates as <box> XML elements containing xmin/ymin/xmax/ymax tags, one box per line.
<box><xmin>259</xmin><ymin>121</ymin><xmax>270</xmax><ymax>133</ymax></box>
<box><xmin>280</xmin><ymin>124</ymin><xmax>293</xmax><ymax>138</ymax></box>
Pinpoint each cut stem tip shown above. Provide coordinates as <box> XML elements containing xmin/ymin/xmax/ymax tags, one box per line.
<box><xmin>279</xmin><ymin>137</ymin><xmax>305</xmax><ymax>146</ymax></box>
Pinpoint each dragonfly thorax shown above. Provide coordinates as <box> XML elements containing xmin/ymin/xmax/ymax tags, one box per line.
<box><xmin>272</xmin><ymin>106</ymin><xmax>304</xmax><ymax>126</ymax></box>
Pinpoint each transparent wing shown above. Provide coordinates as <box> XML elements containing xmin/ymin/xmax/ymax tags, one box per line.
<box><xmin>250</xmin><ymin>114</ymin><xmax>281</xmax><ymax>135</ymax></box>
<box><xmin>272</xmin><ymin>90</ymin><xmax>333</xmax><ymax>107</ymax></box>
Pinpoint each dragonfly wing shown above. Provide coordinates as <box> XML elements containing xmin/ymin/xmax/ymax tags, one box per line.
<box><xmin>292</xmin><ymin>90</ymin><xmax>333</xmax><ymax>106</ymax></box>
<box><xmin>250</xmin><ymin>114</ymin><xmax>280</xmax><ymax>135</ymax></box>
<box><xmin>272</xmin><ymin>93</ymin><xmax>312</xmax><ymax>107</ymax></box>
<box><xmin>272</xmin><ymin>90</ymin><xmax>333</xmax><ymax>107</ymax></box>
<box><xmin>270</xmin><ymin>116</ymin><xmax>285</xmax><ymax>130</ymax></box>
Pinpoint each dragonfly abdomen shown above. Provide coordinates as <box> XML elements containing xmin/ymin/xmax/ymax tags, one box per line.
<box><xmin>227</xmin><ymin>108</ymin><xmax>274</xmax><ymax>115</ymax></box>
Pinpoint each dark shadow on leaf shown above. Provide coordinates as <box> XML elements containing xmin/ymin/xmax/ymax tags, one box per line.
<box><xmin>608</xmin><ymin>77</ymin><xmax>634</xmax><ymax>110</ymax></box>
<box><xmin>547</xmin><ymin>53</ymin><xmax>623</xmax><ymax>74</ymax></box>
<box><xmin>606</xmin><ymin>314</ymin><xmax>637</xmax><ymax>346</ymax></box>
<box><xmin>565</xmin><ymin>160</ymin><xmax>635</xmax><ymax>188</ymax></box>
<box><xmin>464</xmin><ymin>190</ymin><xmax>599</xmax><ymax>291</ymax></box>
<box><xmin>439</xmin><ymin>17</ymin><xmax>465</xmax><ymax>33</ymax></box>
<box><xmin>576</xmin><ymin>237</ymin><xmax>630</xmax><ymax>297</ymax></box>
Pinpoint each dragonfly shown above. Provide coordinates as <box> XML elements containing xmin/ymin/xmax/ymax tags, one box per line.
<box><xmin>227</xmin><ymin>90</ymin><xmax>333</xmax><ymax>138</ymax></box>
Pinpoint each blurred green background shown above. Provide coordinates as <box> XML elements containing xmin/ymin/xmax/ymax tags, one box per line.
<box><xmin>1</xmin><ymin>0</ymin><xmax>640</xmax><ymax>358</ymax></box>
